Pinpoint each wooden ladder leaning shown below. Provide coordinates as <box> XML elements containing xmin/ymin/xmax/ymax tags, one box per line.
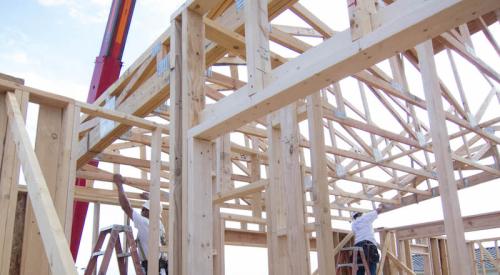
<box><xmin>336</xmin><ymin>246</ymin><xmax>371</xmax><ymax>275</ymax></box>
<box><xmin>85</xmin><ymin>224</ymin><xmax>144</xmax><ymax>275</ymax></box>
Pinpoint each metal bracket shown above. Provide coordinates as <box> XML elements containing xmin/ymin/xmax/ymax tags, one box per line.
<box><xmin>417</xmin><ymin>131</ymin><xmax>426</xmax><ymax>147</ymax></box>
<box><xmin>236</xmin><ymin>0</ymin><xmax>245</xmax><ymax>12</ymax></box>
<box><xmin>157</xmin><ymin>56</ymin><xmax>169</xmax><ymax>76</ymax></box>
<box><xmin>336</xmin><ymin>164</ymin><xmax>346</xmax><ymax>178</ymax></box>
<box><xmin>334</xmin><ymin>110</ymin><xmax>346</xmax><ymax>119</ymax></box>
<box><xmin>100</xmin><ymin>97</ymin><xmax>116</xmax><ymax>138</ymax></box>
<box><xmin>152</xmin><ymin>42</ymin><xmax>162</xmax><ymax>56</ymax></box>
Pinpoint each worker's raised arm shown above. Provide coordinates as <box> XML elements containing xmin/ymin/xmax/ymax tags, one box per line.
<box><xmin>112</xmin><ymin>174</ymin><xmax>133</xmax><ymax>219</ymax></box>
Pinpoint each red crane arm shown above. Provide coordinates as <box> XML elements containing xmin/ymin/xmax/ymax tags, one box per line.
<box><xmin>71</xmin><ymin>0</ymin><xmax>136</xmax><ymax>259</ymax></box>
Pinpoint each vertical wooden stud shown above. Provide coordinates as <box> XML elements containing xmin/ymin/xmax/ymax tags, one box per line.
<box><xmin>168</xmin><ymin>15</ymin><xmax>183</xmax><ymax>275</ymax></box>
<box><xmin>417</xmin><ymin>40</ymin><xmax>472</xmax><ymax>275</ymax></box>
<box><xmin>306</xmin><ymin>92</ymin><xmax>335</xmax><ymax>275</ymax></box>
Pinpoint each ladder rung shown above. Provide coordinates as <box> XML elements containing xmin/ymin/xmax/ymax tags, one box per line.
<box><xmin>117</xmin><ymin>252</ymin><xmax>131</xmax><ymax>258</ymax></box>
<box><xmin>337</xmin><ymin>263</ymin><xmax>365</xmax><ymax>267</ymax></box>
<box><xmin>92</xmin><ymin>251</ymin><xmax>104</xmax><ymax>257</ymax></box>
<box><xmin>341</xmin><ymin>247</ymin><xmax>362</xmax><ymax>251</ymax></box>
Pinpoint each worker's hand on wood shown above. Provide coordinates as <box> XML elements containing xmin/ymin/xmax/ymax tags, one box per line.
<box><xmin>113</xmin><ymin>174</ymin><xmax>124</xmax><ymax>187</ymax></box>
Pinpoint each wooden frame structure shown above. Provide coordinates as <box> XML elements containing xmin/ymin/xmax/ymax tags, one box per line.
<box><xmin>1</xmin><ymin>0</ymin><xmax>499</xmax><ymax>274</ymax></box>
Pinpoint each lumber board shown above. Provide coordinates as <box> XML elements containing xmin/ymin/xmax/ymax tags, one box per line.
<box><xmin>168</xmin><ymin>17</ymin><xmax>183</xmax><ymax>275</ymax></box>
<box><xmin>77</xmin><ymin>72</ymin><xmax>170</xmax><ymax>168</ymax></box>
<box><xmin>190</xmin><ymin>0</ymin><xmax>500</xmax><ymax>140</ymax></box>
<box><xmin>0</xmin><ymin>90</ymin><xmax>28</xmax><ymax>275</ymax></box>
<box><xmin>306</xmin><ymin>92</ymin><xmax>335</xmax><ymax>275</ymax></box>
<box><xmin>147</xmin><ymin>128</ymin><xmax>162</xmax><ymax>273</ymax></box>
<box><xmin>22</xmin><ymin>104</ymin><xmax>66</xmax><ymax>275</ymax></box>
<box><xmin>186</xmin><ymin>138</ymin><xmax>213</xmax><ymax>275</ymax></box>
<box><xmin>5</xmin><ymin>92</ymin><xmax>77</xmax><ymax>275</ymax></box>
<box><xmin>213</xmin><ymin>180</ymin><xmax>267</xmax><ymax>204</ymax></box>
<box><xmin>417</xmin><ymin>40</ymin><xmax>472</xmax><ymax>274</ymax></box>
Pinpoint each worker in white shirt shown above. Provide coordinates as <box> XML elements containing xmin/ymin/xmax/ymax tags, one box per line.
<box><xmin>351</xmin><ymin>205</ymin><xmax>385</xmax><ymax>275</ymax></box>
<box><xmin>113</xmin><ymin>174</ymin><xmax>168</xmax><ymax>275</ymax></box>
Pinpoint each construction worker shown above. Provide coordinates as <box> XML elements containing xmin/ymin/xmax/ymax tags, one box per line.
<box><xmin>351</xmin><ymin>205</ymin><xmax>384</xmax><ymax>275</ymax></box>
<box><xmin>113</xmin><ymin>174</ymin><xmax>168</xmax><ymax>275</ymax></box>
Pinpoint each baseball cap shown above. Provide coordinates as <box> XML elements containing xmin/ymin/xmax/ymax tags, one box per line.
<box><xmin>351</xmin><ymin>211</ymin><xmax>362</xmax><ymax>219</ymax></box>
<box><xmin>142</xmin><ymin>200</ymin><xmax>150</xmax><ymax>210</ymax></box>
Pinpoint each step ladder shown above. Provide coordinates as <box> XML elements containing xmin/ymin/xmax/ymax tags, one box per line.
<box><xmin>336</xmin><ymin>246</ymin><xmax>371</xmax><ymax>275</ymax></box>
<box><xmin>85</xmin><ymin>224</ymin><xmax>144</xmax><ymax>275</ymax></box>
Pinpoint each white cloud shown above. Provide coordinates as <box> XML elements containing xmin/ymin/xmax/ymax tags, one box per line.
<box><xmin>0</xmin><ymin>26</ymin><xmax>30</xmax><ymax>46</ymax></box>
<box><xmin>0</xmin><ymin>51</ymin><xmax>32</xmax><ymax>65</ymax></box>
<box><xmin>37</xmin><ymin>0</ymin><xmax>68</xmax><ymax>6</ymax></box>
<box><xmin>10</xmin><ymin>52</ymin><xmax>29</xmax><ymax>64</ymax></box>
<box><xmin>0</xmin><ymin>69</ymin><xmax>88</xmax><ymax>101</ymax></box>
<box><xmin>36</xmin><ymin>0</ymin><xmax>109</xmax><ymax>24</ymax></box>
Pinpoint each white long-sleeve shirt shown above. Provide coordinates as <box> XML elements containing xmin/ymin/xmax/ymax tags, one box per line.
<box><xmin>351</xmin><ymin>210</ymin><xmax>378</xmax><ymax>245</ymax></box>
<box><xmin>132</xmin><ymin>210</ymin><xmax>165</xmax><ymax>261</ymax></box>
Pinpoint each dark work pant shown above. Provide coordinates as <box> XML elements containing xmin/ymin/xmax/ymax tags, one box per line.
<box><xmin>141</xmin><ymin>259</ymin><xmax>168</xmax><ymax>275</ymax></box>
<box><xmin>357</xmin><ymin>262</ymin><xmax>377</xmax><ymax>275</ymax></box>
<box><xmin>355</xmin><ymin>240</ymin><xmax>379</xmax><ymax>275</ymax></box>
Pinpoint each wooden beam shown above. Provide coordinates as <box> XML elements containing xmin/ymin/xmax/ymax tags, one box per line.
<box><xmin>204</xmin><ymin>17</ymin><xmax>246</xmax><ymax>58</ymax></box>
<box><xmin>21</xmin><ymin>103</ymin><xmax>77</xmax><ymax>274</ymax></box>
<box><xmin>417</xmin><ymin>40</ymin><xmax>472</xmax><ymax>275</ymax></box>
<box><xmin>76</xmin><ymin>101</ymin><xmax>168</xmax><ymax>131</ymax></box>
<box><xmin>96</xmin><ymin>152</ymin><xmax>169</xmax><ymax>170</ymax></box>
<box><xmin>245</xmin><ymin>0</ymin><xmax>272</xmax><ymax>94</ymax></box>
<box><xmin>266</xmin><ymin>113</ymin><xmax>287</xmax><ymax>275</ymax></box>
<box><xmin>187</xmin><ymin>138</ymin><xmax>213</xmax><ymax>275</ymax></box>
<box><xmin>174</xmin><ymin>0</ymin><xmax>225</xmax><ymax>17</ymax></box>
<box><xmin>306</xmin><ymin>92</ymin><xmax>335</xmax><ymax>275</ymax></box>
<box><xmin>213</xmin><ymin>134</ymin><xmax>231</xmax><ymax>275</ymax></box>
<box><xmin>168</xmin><ymin>16</ymin><xmax>183</xmax><ymax>275</ymax></box>
<box><xmin>384</xmin><ymin>211</ymin><xmax>500</xmax><ymax>240</ymax></box>
<box><xmin>9</xmin><ymin>192</ymin><xmax>27</xmax><ymax>274</ymax></box>
<box><xmin>182</xmin><ymin>7</ymin><xmax>214</xmax><ymax>275</ymax></box>
<box><xmin>278</xmin><ymin>105</ymin><xmax>310</xmax><ymax>274</ymax></box>
<box><xmin>272</xmin><ymin>24</ymin><xmax>323</xmax><ymax>38</ymax></box>
<box><xmin>5</xmin><ymin>92</ymin><xmax>77</xmax><ymax>275</ymax></box>
<box><xmin>213</xmin><ymin>180</ymin><xmax>267</xmax><ymax>204</ymax></box>
<box><xmin>190</xmin><ymin>0</ymin><xmax>500</xmax><ymax>140</ymax></box>
<box><xmin>0</xmin><ymin>90</ymin><xmax>28</xmax><ymax>275</ymax></box>
<box><xmin>289</xmin><ymin>3</ymin><xmax>334</xmax><ymax>38</ymax></box>
<box><xmin>147</xmin><ymin>128</ymin><xmax>162</xmax><ymax>273</ymax></box>
<box><xmin>77</xmin><ymin>72</ymin><xmax>170</xmax><ymax>168</ymax></box>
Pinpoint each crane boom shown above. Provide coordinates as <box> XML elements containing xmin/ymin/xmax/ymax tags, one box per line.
<box><xmin>71</xmin><ymin>0</ymin><xmax>136</xmax><ymax>259</ymax></box>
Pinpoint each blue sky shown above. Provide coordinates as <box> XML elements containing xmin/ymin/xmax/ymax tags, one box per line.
<box><xmin>0</xmin><ymin>0</ymin><xmax>184</xmax><ymax>101</ymax></box>
<box><xmin>2</xmin><ymin>1</ymin><xmax>500</xmax><ymax>274</ymax></box>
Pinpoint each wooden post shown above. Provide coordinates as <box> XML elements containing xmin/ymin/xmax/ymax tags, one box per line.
<box><xmin>5</xmin><ymin>92</ymin><xmax>77</xmax><ymax>275</ymax></box>
<box><xmin>347</xmin><ymin>0</ymin><xmax>377</xmax><ymax>41</ymax></box>
<box><xmin>267</xmin><ymin>104</ymin><xmax>311</xmax><ymax>275</ymax></box>
<box><xmin>430</xmin><ymin>238</ymin><xmax>443</xmax><ymax>275</ymax></box>
<box><xmin>306</xmin><ymin>91</ymin><xmax>335</xmax><ymax>275</ymax></box>
<box><xmin>250</xmin><ymin>137</ymin><xmax>263</xmax><ymax>232</ymax></box>
<box><xmin>417</xmin><ymin>40</ymin><xmax>472</xmax><ymax>275</ymax></box>
<box><xmin>0</xmin><ymin>90</ymin><xmax>28</xmax><ymax>275</ymax></box>
<box><xmin>244</xmin><ymin>0</ymin><xmax>271</xmax><ymax>95</ymax></box>
<box><xmin>148</xmin><ymin>128</ymin><xmax>162</xmax><ymax>273</ymax></box>
<box><xmin>9</xmin><ymin>191</ymin><xmax>27</xmax><ymax>275</ymax></box>
<box><xmin>214</xmin><ymin>134</ymin><xmax>230</xmax><ymax>275</ymax></box>
<box><xmin>439</xmin><ymin>239</ymin><xmax>450</xmax><ymax>275</ymax></box>
<box><xmin>92</xmin><ymin>201</ymin><xmax>100</xmax><ymax>275</ymax></box>
<box><xmin>181</xmin><ymin>6</ymin><xmax>213</xmax><ymax>275</ymax></box>
<box><xmin>21</xmin><ymin>102</ymin><xmax>78</xmax><ymax>275</ymax></box>
<box><xmin>168</xmin><ymin>15</ymin><xmax>183</xmax><ymax>275</ymax></box>
<box><xmin>186</xmin><ymin>137</ymin><xmax>213</xmax><ymax>275</ymax></box>
<box><xmin>266</xmin><ymin>118</ymin><xmax>287</xmax><ymax>275</ymax></box>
